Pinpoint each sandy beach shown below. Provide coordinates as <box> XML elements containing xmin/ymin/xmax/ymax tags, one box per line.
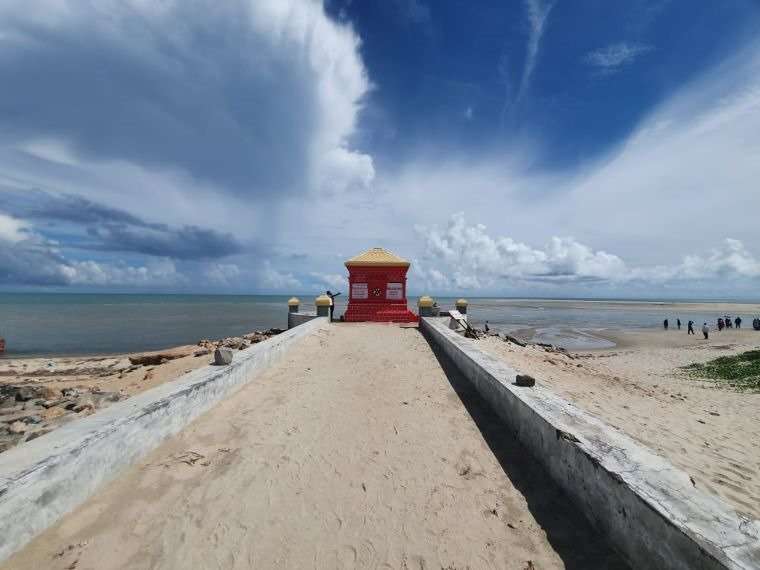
<box><xmin>0</xmin><ymin>330</ymin><xmax>281</xmax><ymax>453</ymax></box>
<box><xmin>479</xmin><ymin>327</ymin><xmax>760</xmax><ymax>519</ymax></box>
<box><xmin>1</xmin><ymin>324</ymin><xmax>626</xmax><ymax>570</ymax></box>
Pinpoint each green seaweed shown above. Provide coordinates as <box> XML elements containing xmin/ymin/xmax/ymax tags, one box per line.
<box><xmin>682</xmin><ymin>350</ymin><xmax>760</xmax><ymax>391</ymax></box>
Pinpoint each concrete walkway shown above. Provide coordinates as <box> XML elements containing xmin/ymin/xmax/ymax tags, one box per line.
<box><xmin>2</xmin><ymin>324</ymin><xmax>627</xmax><ymax>569</ymax></box>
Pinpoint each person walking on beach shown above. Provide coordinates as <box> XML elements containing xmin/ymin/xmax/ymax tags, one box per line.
<box><xmin>484</xmin><ymin>321</ymin><xmax>490</xmax><ymax>333</ymax></box>
<box><xmin>718</xmin><ymin>317</ymin><xmax>724</xmax><ymax>331</ymax></box>
<box><xmin>677</xmin><ymin>318</ymin><xmax>681</xmax><ymax>330</ymax></box>
<box><xmin>663</xmin><ymin>318</ymin><xmax>669</xmax><ymax>330</ymax></box>
<box><xmin>702</xmin><ymin>322</ymin><xmax>709</xmax><ymax>340</ymax></box>
<box><xmin>326</xmin><ymin>290</ymin><xmax>341</xmax><ymax>322</ymax></box>
<box><xmin>735</xmin><ymin>316</ymin><xmax>742</xmax><ymax>329</ymax></box>
<box><xmin>687</xmin><ymin>320</ymin><xmax>695</xmax><ymax>335</ymax></box>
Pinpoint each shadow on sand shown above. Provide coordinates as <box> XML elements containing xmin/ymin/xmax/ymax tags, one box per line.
<box><xmin>422</xmin><ymin>332</ymin><xmax>630</xmax><ymax>570</ymax></box>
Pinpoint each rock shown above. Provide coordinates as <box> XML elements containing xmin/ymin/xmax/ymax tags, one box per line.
<box><xmin>73</xmin><ymin>398</ymin><xmax>95</xmax><ymax>413</ymax></box>
<box><xmin>193</xmin><ymin>348</ymin><xmax>211</xmax><ymax>357</ymax></box>
<box><xmin>214</xmin><ymin>347</ymin><xmax>234</xmax><ymax>366</ymax></box>
<box><xmin>62</xmin><ymin>387</ymin><xmax>81</xmax><ymax>398</ymax></box>
<box><xmin>9</xmin><ymin>421</ymin><xmax>27</xmax><ymax>434</ymax></box>
<box><xmin>514</xmin><ymin>374</ymin><xmax>536</xmax><ymax>387</ymax></box>
<box><xmin>221</xmin><ymin>337</ymin><xmax>247</xmax><ymax>350</ymax></box>
<box><xmin>15</xmin><ymin>387</ymin><xmax>36</xmax><ymax>402</ymax></box>
<box><xmin>129</xmin><ymin>345</ymin><xmax>197</xmax><ymax>366</ymax></box>
<box><xmin>503</xmin><ymin>334</ymin><xmax>527</xmax><ymax>347</ymax></box>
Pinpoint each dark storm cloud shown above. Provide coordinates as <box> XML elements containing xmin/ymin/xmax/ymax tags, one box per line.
<box><xmin>1</xmin><ymin>188</ymin><xmax>243</xmax><ymax>259</ymax></box>
<box><xmin>0</xmin><ymin>3</ymin><xmax>317</xmax><ymax>195</ymax></box>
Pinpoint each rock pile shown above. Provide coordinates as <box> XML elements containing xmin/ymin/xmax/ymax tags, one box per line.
<box><xmin>197</xmin><ymin>328</ymin><xmax>283</xmax><ymax>353</ymax></box>
<box><xmin>0</xmin><ymin>384</ymin><xmax>125</xmax><ymax>453</ymax></box>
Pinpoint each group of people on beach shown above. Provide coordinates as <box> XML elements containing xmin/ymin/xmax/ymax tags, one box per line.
<box><xmin>716</xmin><ymin>316</ymin><xmax>741</xmax><ymax>331</ymax></box>
<box><xmin>664</xmin><ymin>319</ymin><xmax>710</xmax><ymax>339</ymax></box>
<box><xmin>663</xmin><ymin>315</ymin><xmax>752</xmax><ymax>339</ymax></box>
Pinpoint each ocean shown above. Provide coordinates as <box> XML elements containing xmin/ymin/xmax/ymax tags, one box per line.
<box><xmin>1</xmin><ymin>293</ymin><xmax>758</xmax><ymax>356</ymax></box>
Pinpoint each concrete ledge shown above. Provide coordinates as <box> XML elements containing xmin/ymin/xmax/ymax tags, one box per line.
<box><xmin>0</xmin><ymin>317</ymin><xmax>329</xmax><ymax>562</ymax></box>
<box><xmin>288</xmin><ymin>311</ymin><xmax>318</xmax><ymax>329</ymax></box>
<box><xmin>421</xmin><ymin>317</ymin><xmax>760</xmax><ymax>570</ymax></box>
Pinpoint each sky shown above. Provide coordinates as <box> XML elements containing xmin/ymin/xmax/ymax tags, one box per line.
<box><xmin>1</xmin><ymin>0</ymin><xmax>760</xmax><ymax>298</ymax></box>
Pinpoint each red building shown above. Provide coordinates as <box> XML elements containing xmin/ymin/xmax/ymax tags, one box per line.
<box><xmin>342</xmin><ymin>247</ymin><xmax>418</xmax><ymax>323</ymax></box>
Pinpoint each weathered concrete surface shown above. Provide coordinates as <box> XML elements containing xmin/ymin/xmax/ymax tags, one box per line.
<box><xmin>0</xmin><ymin>317</ymin><xmax>329</xmax><ymax>563</ymax></box>
<box><xmin>421</xmin><ymin>317</ymin><xmax>760</xmax><ymax>570</ymax></box>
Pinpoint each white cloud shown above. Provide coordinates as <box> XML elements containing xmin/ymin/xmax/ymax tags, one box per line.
<box><xmin>415</xmin><ymin>213</ymin><xmax>627</xmax><ymax>290</ymax></box>
<box><xmin>0</xmin><ymin>213</ymin><xmax>28</xmax><ymax>243</ymax></box>
<box><xmin>414</xmin><ymin>214</ymin><xmax>760</xmax><ymax>292</ymax></box>
<box><xmin>204</xmin><ymin>263</ymin><xmax>242</xmax><ymax>286</ymax></box>
<box><xmin>309</xmin><ymin>272</ymin><xmax>348</xmax><ymax>290</ymax></box>
<box><xmin>259</xmin><ymin>261</ymin><xmax>302</xmax><ymax>290</ymax></box>
<box><xmin>65</xmin><ymin>258</ymin><xmax>185</xmax><ymax>287</ymax></box>
<box><xmin>517</xmin><ymin>0</ymin><xmax>554</xmax><ymax>103</ymax></box>
<box><xmin>584</xmin><ymin>42</ymin><xmax>653</xmax><ymax>73</ymax></box>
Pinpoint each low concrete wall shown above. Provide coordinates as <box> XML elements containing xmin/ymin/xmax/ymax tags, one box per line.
<box><xmin>288</xmin><ymin>310</ymin><xmax>318</xmax><ymax>329</ymax></box>
<box><xmin>421</xmin><ymin>317</ymin><xmax>759</xmax><ymax>570</ymax></box>
<box><xmin>0</xmin><ymin>317</ymin><xmax>329</xmax><ymax>563</ymax></box>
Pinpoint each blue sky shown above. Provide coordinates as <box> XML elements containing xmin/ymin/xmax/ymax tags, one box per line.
<box><xmin>1</xmin><ymin>0</ymin><xmax>760</xmax><ymax>297</ymax></box>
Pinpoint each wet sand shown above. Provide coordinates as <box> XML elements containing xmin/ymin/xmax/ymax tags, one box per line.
<box><xmin>2</xmin><ymin>324</ymin><xmax>626</xmax><ymax>570</ymax></box>
<box><xmin>480</xmin><ymin>327</ymin><xmax>760</xmax><ymax>519</ymax></box>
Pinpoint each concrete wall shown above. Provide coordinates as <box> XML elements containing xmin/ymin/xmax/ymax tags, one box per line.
<box><xmin>421</xmin><ymin>317</ymin><xmax>759</xmax><ymax>570</ymax></box>
<box><xmin>0</xmin><ymin>317</ymin><xmax>329</xmax><ymax>563</ymax></box>
<box><xmin>288</xmin><ymin>311</ymin><xmax>318</xmax><ymax>329</ymax></box>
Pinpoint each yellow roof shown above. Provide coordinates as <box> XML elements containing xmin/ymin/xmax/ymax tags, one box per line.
<box><xmin>345</xmin><ymin>247</ymin><xmax>410</xmax><ymax>268</ymax></box>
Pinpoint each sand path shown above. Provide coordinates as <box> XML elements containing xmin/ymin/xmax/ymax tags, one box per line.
<box><xmin>2</xmin><ymin>324</ymin><xmax>626</xmax><ymax>570</ymax></box>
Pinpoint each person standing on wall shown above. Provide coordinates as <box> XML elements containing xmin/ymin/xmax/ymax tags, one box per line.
<box><xmin>326</xmin><ymin>290</ymin><xmax>341</xmax><ymax>322</ymax></box>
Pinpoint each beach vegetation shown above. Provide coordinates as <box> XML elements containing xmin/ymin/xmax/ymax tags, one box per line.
<box><xmin>682</xmin><ymin>350</ymin><xmax>760</xmax><ymax>391</ymax></box>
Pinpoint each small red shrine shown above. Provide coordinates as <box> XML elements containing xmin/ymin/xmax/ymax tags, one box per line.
<box><xmin>342</xmin><ymin>247</ymin><xmax>418</xmax><ymax>323</ymax></box>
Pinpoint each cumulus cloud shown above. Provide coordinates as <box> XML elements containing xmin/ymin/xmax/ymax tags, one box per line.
<box><xmin>0</xmin><ymin>0</ymin><xmax>372</xmax><ymax>198</ymax></box>
<box><xmin>413</xmin><ymin>214</ymin><xmax>760</xmax><ymax>292</ymax></box>
<box><xmin>584</xmin><ymin>42</ymin><xmax>653</xmax><ymax>74</ymax></box>
<box><xmin>415</xmin><ymin>213</ymin><xmax>627</xmax><ymax>290</ymax></box>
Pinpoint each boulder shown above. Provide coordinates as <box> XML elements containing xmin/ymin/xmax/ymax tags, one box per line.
<box><xmin>8</xmin><ymin>421</ymin><xmax>27</xmax><ymax>434</ymax></box>
<box><xmin>73</xmin><ymin>398</ymin><xmax>95</xmax><ymax>413</ymax></box>
<box><xmin>14</xmin><ymin>387</ymin><xmax>36</xmax><ymax>402</ymax></box>
<box><xmin>514</xmin><ymin>374</ymin><xmax>536</xmax><ymax>387</ymax></box>
<box><xmin>214</xmin><ymin>347</ymin><xmax>234</xmax><ymax>366</ymax></box>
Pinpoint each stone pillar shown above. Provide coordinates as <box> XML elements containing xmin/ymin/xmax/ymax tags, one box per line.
<box><xmin>315</xmin><ymin>294</ymin><xmax>331</xmax><ymax>318</ymax></box>
<box><xmin>288</xmin><ymin>297</ymin><xmax>300</xmax><ymax>313</ymax></box>
<box><xmin>418</xmin><ymin>295</ymin><xmax>434</xmax><ymax>317</ymax></box>
<box><xmin>455</xmin><ymin>298</ymin><xmax>468</xmax><ymax>315</ymax></box>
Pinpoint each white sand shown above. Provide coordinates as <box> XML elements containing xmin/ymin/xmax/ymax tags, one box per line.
<box><xmin>2</xmin><ymin>324</ymin><xmax>626</xmax><ymax>570</ymax></box>
<box><xmin>480</xmin><ymin>327</ymin><xmax>760</xmax><ymax>519</ymax></box>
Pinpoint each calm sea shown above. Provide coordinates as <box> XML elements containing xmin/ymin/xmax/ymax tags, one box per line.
<box><xmin>1</xmin><ymin>293</ymin><xmax>758</xmax><ymax>356</ymax></box>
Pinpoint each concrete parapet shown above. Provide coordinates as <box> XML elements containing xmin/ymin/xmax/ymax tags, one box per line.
<box><xmin>420</xmin><ymin>316</ymin><xmax>760</xmax><ymax>570</ymax></box>
<box><xmin>288</xmin><ymin>311</ymin><xmax>318</xmax><ymax>329</ymax></box>
<box><xmin>0</xmin><ymin>317</ymin><xmax>330</xmax><ymax>563</ymax></box>
<box><xmin>287</xmin><ymin>297</ymin><xmax>300</xmax><ymax>313</ymax></box>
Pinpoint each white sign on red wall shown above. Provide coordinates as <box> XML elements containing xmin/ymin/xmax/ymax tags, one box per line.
<box><xmin>386</xmin><ymin>283</ymin><xmax>403</xmax><ymax>300</ymax></box>
<box><xmin>351</xmin><ymin>283</ymin><xmax>368</xmax><ymax>299</ymax></box>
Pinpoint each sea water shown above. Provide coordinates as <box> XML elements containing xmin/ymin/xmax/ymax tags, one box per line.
<box><xmin>0</xmin><ymin>293</ymin><xmax>758</xmax><ymax>356</ymax></box>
